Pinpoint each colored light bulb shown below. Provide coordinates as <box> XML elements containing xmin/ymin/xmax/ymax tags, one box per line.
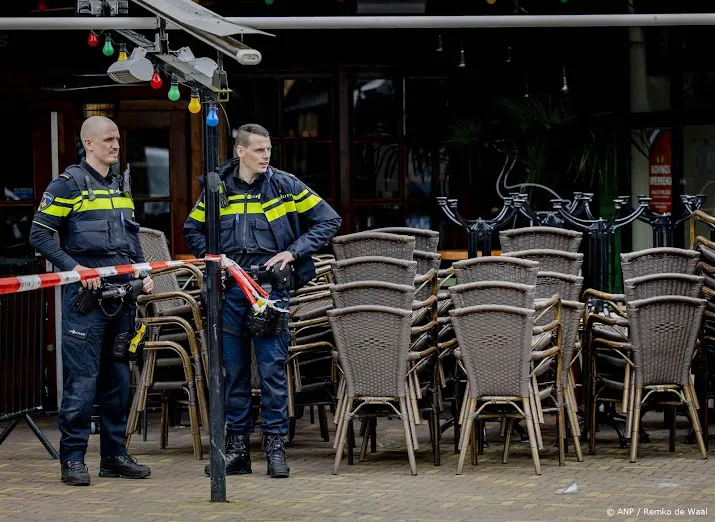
<box><xmin>102</xmin><ymin>35</ymin><xmax>114</xmax><ymax>57</ymax></box>
<box><xmin>188</xmin><ymin>90</ymin><xmax>202</xmax><ymax>114</ymax></box>
<box><xmin>486</xmin><ymin>0</ymin><xmax>496</xmax><ymax>4</ymax></box>
<box><xmin>117</xmin><ymin>43</ymin><xmax>128</xmax><ymax>62</ymax></box>
<box><xmin>168</xmin><ymin>79</ymin><xmax>181</xmax><ymax>101</ymax></box>
<box><xmin>88</xmin><ymin>31</ymin><xmax>99</xmax><ymax>47</ymax></box>
<box><xmin>265</xmin><ymin>0</ymin><xmax>274</xmax><ymax>4</ymax></box>
<box><xmin>206</xmin><ymin>104</ymin><xmax>219</xmax><ymax>127</ymax></box>
<box><xmin>150</xmin><ymin>71</ymin><xmax>163</xmax><ymax>90</ymax></box>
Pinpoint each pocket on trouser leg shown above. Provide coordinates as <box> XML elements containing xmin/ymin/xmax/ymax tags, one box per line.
<box><xmin>62</xmin><ymin>320</ymin><xmax>99</xmax><ymax>374</ymax></box>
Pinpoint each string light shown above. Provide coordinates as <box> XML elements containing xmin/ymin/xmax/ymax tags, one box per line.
<box><xmin>188</xmin><ymin>89</ymin><xmax>202</xmax><ymax>114</ymax></box>
<box><xmin>150</xmin><ymin>70</ymin><xmax>163</xmax><ymax>90</ymax></box>
<box><xmin>561</xmin><ymin>65</ymin><xmax>569</xmax><ymax>94</ymax></box>
<box><xmin>206</xmin><ymin>103</ymin><xmax>220</xmax><ymax>127</ymax></box>
<box><xmin>458</xmin><ymin>43</ymin><xmax>466</xmax><ymax>68</ymax></box>
<box><xmin>88</xmin><ymin>31</ymin><xmax>99</xmax><ymax>47</ymax></box>
<box><xmin>436</xmin><ymin>34</ymin><xmax>443</xmax><ymax>52</ymax></box>
<box><xmin>168</xmin><ymin>77</ymin><xmax>181</xmax><ymax>101</ymax></box>
<box><xmin>37</xmin><ymin>0</ymin><xmax>48</xmax><ymax>11</ymax></box>
<box><xmin>102</xmin><ymin>34</ymin><xmax>114</xmax><ymax>57</ymax></box>
<box><xmin>117</xmin><ymin>43</ymin><xmax>128</xmax><ymax>62</ymax></box>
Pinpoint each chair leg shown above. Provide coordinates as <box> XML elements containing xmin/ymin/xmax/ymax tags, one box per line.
<box><xmin>456</xmin><ymin>398</ymin><xmax>476</xmax><ymax>475</ymax></box>
<box><xmin>684</xmin><ymin>385</ymin><xmax>707</xmax><ymax>459</ymax></box>
<box><xmin>185</xmin><ymin>385</ymin><xmax>203</xmax><ymax>460</ymax></box>
<box><xmin>400</xmin><ymin>398</ymin><xmax>418</xmax><ymax>476</ymax></box>
<box><xmin>318</xmin><ymin>405</ymin><xmax>330</xmax><ymax>442</ymax></box>
<box><xmin>629</xmin><ymin>387</ymin><xmax>643</xmax><ymax>463</ymax></box>
<box><xmin>502</xmin><ymin>418</ymin><xmax>514</xmax><ymax>464</ymax></box>
<box><xmin>523</xmin><ymin>399</ymin><xmax>541</xmax><ymax>476</ymax></box>
<box><xmin>333</xmin><ymin>398</ymin><xmax>353</xmax><ymax>475</ymax></box>
<box><xmin>565</xmin><ymin>398</ymin><xmax>583</xmax><ymax>462</ymax></box>
<box><xmin>160</xmin><ymin>395</ymin><xmax>169</xmax><ymax>450</ymax></box>
<box><xmin>359</xmin><ymin>418</ymin><xmax>371</xmax><ymax>462</ymax></box>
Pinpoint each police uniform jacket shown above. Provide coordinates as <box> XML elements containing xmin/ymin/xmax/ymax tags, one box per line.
<box><xmin>183</xmin><ymin>159</ymin><xmax>341</xmax><ymax>288</ymax></box>
<box><xmin>29</xmin><ymin>160</ymin><xmax>145</xmax><ymax>273</ymax></box>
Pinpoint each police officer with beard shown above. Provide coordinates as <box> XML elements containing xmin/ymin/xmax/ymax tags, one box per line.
<box><xmin>30</xmin><ymin>116</ymin><xmax>153</xmax><ymax>486</ymax></box>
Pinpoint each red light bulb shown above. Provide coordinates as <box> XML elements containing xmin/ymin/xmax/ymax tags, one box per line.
<box><xmin>37</xmin><ymin>0</ymin><xmax>48</xmax><ymax>11</ymax></box>
<box><xmin>150</xmin><ymin>71</ymin><xmax>163</xmax><ymax>90</ymax></box>
<box><xmin>88</xmin><ymin>31</ymin><xmax>99</xmax><ymax>47</ymax></box>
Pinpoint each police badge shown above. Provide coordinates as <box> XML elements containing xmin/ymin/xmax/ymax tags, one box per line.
<box><xmin>39</xmin><ymin>192</ymin><xmax>54</xmax><ymax>211</ymax></box>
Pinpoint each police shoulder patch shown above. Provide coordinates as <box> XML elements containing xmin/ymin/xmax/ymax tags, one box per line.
<box><xmin>39</xmin><ymin>192</ymin><xmax>54</xmax><ymax>211</ymax></box>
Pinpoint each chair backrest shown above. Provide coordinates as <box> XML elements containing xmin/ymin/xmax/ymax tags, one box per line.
<box><xmin>138</xmin><ymin>227</ymin><xmax>182</xmax><ymax>311</ymax></box>
<box><xmin>501</xmin><ymin>249</ymin><xmax>584</xmax><ymax>276</ymax></box>
<box><xmin>535</xmin><ymin>271</ymin><xmax>584</xmax><ymax>301</ymax></box>
<box><xmin>624</xmin><ymin>273</ymin><xmax>705</xmax><ymax>302</ymax></box>
<box><xmin>327</xmin><ymin>305</ymin><xmax>412</xmax><ymax>398</ymax></box>
<box><xmin>330</xmin><ymin>281</ymin><xmax>414</xmax><ymax>310</ymax></box>
<box><xmin>449</xmin><ymin>305</ymin><xmax>534</xmax><ymax>398</ymax></box>
<box><xmin>452</xmin><ymin>256</ymin><xmax>539</xmax><ymax>286</ymax></box>
<box><xmin>373</xmin><ymin>227</ymin><xmax>440</xmax><ymax>252</ymax></box>
<box><xmin>620</xmin><ymin>247</ymin><xmax>700</xmax><ymax>281</ymax></box>
<box><xmin>413</xmin><ymin>250</ymin><xmax>442</xmax><ymax>301</ymax></box>
<box><xmin>330</xmin><ymin>256</ymin><xmax>418</xmax><ymax>286</ymax></box>
<box><xmin>499</xmin><ymin>226</ymin><xmax>582</xmax><ymax>253</ymax></box>
<box><xmin>449</xmin><ymin>281</ymin><xmax>535</xmax><ymax>309</ymax></box>
<box><xmin>332</xmin><ymin>232</ymin><xmax>415</xmax><ymax>261</ymax></box>
<box><xmin>627</xmin><ymin>295</ymin><xmax>706</xmax><ymax>387</ymax></box>
<box><xmin>697</xmin><ymin>242</ymin><xmax>715</xmax><ymax>265</ymax></box>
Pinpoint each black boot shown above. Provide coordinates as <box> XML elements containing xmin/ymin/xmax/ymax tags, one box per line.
<box><xmin>265</xmin><ymin>435</ymin><xmax>290</xmax><ymax>478</ymax></box>
<box><xmin>99</xmin><ymin>455</ymin><xmax>151</xmax><ymax>479</ymax></box>
<box><xmin>204</xmin><ymin>434</ymin><xmax>252</xmax><ymax>476</ymax></box>
<box><xmin>61</xmin><ymin>460</ymin><xmax>90</xmax><ymax>486</ymax></box>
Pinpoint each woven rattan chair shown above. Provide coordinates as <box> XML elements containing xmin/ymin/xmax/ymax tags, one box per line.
<box><xmin>499</xmin><ymin>226</ymin><xmax>582</xmax><ymax>253</ymax></box>
<box><xmin>452</xmin><ymin>256</ymin><xmax>540</xmax><ymax>286</ymax></box>
<box><xmin>332</xmin><ymin>232</ymin><xmax>416</xmax><ymax>261</ymax></box>
<box><xmin>331</xmin><ymin>256</ymin><xmax>418</xmax><ymax>286</ymax></box>
<box><xmin>535</xmin><ymin>272</ymin><xmax>584</xmax><ymax>301</ymax></box>
<box><xmin>328</xmin><ymin>305</ymin><xmax>418</xmax><ymax>475</ymax></box>
<box><xmin>373</xmin><ymin>227</ymin><xmax>440</xmax><ymax>252</ymax></box>
<box><xmin>449</xmin><ymin>281</ymin><xmax>535</xmax><ymax>309</ymax></box>
<box><xmin>449</xmin><ymin>304</ymin><xmax>545</xmax><ymax>475</ymax></box>
<box><xmin>624</xmin><ymin>274</ymin><xmax>704</xmax><ymax>302</ymax></box>
<box><xmin>330</xmin><ymin>281</ymin><xmax>415</xmax><ymax>310</ymax></box>
<box><xmin>620</xmin><ymin>247</ymin><xmax>700</xmax><ymax>281</ymax></box>
<box><xmin>502</xmin><ymin>249</ymin><xmax>584</xmax><ymax>276</ymax></box>
<box><xmin>627</xmin><ymin>295</ymin><xmax>708</xmax><ymax>462</ymax></box>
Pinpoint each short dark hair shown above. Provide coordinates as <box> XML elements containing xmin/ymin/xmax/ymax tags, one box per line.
<box><xmin>236</xmin><ymin>123</ymin><xmax>270</xmax><ymax>148</ymax></box>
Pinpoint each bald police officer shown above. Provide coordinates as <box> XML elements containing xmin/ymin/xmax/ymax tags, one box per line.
<box><xmin>30</xmin><ymin>116</ymin><xmax>153</xmax><ymax>486</ymax></box>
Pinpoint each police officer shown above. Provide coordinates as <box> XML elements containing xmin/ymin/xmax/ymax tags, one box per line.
<box><xmin>184</xmin><ymin>123</ymin><xmax>341</xmax><ymax>478</ymax></box>
<box><xmin>30</xmin><ymin>116</ymin><xmax>153</xmax><ymax>486</ymax></box>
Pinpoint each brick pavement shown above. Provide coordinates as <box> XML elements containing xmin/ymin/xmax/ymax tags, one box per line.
<box><xmin>0</xmin><ymin>412</ymin><xmax>713</xmax><ymax>521</ymax></box>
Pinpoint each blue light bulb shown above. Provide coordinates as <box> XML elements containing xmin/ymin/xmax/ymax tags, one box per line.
<box><xmin>206</xmin><ymin>105</ymin><xmax>219</xmax><ymax>127</ymax></box>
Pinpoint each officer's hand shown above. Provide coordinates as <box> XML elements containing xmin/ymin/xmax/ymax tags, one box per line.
<box><xmin>264</xmin><ymin>251</ymin><xmax>296</xmax><ymax>271</ymax></box>
<box><xmin>141</xmin><ymin>275</ymin><xmax>154</xmax><ymax>294</ymax></box>
<box><xmin>74</xmin><ymin>265</ymin><xmax>101</xmax><ymax>291</ymax></box>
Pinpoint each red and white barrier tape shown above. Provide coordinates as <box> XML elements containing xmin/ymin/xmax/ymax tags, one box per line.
<box><xmin>0</xmin><ymin>258</ymin><xmax>208</xmax><ymax>295</ymax></box>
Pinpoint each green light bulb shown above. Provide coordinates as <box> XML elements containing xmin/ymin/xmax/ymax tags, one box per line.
<box><xmin>265</xmin><ymin>0</ymin><xmax>274</xmax><ymax>5</ymax></box>
<box><xmin>102</xmin><ymin>36</ymin><xmax>114</xmax><ymax>57</ymax></box>
<box><xmin>168</xmin><ymin>81</ymin><xmax>181</xmax><ymax>102</ymax></box>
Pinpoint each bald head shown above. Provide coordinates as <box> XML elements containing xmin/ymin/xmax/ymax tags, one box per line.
<box><xmin>81</xmin><ymin>116</ymin><xmax>117</xmax><ymax>143</ymax></box>
<box><xmin>81</xmin><ymin>116</ymin><xmax>120</xmax><ymax>175</ymax></box>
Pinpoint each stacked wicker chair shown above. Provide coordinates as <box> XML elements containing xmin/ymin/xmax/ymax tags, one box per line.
<box><xmin>583</xmin><ymin>247</ymin><xmax>709</xmax><ymax>461</ymax></box>
<box><xmin>446</xmin><ymin>254</ymin><xmax>566</xmax><ymax>475</ymax></box>
<box><xmin>125</xmin><ymin>227</ymin><xmax>207</xmax><ymax>459</ymax></box>
<box><xmin>327</xmin><ymin>230</ymin><xmax>442</xmax><ymax>474</ymax></box>
<box><xmin>500</xmin><ymin>227</ymin><xmax>585</xmax><ymax>463</ymax></box>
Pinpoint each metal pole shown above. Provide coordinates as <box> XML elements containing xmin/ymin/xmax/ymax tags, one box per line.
<box><xmin>203</xmin><ymin>98</ymin><xmax>226</xmax><ymax>502</ymax></box>
<box><xmin>4</xmin><ymin>13</ymin><xmax>715</xmax><ymax>30</ymax></box>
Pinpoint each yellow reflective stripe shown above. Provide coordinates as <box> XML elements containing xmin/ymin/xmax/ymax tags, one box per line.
<box><xmin>55</xmin><ymin>196</ymin><xmax>81</xmax><ymax>205</ymax></box>
<box><xmin>220</xmin><ymin>202</ymin><xmax>264</xmax><ymax>216</ymax></box>
<box><xmin>81</xmin><ymin>189</ymin><xmax>111</xmax><ymax>196</ymax></box>
<box><xmin>262</xmin><ymin>196</ymin><xmax>280</xmax><ymax>208</ymax></box>
<box><xmin>293</xmin><ymin>189</ymin><xmax>309</xmax><ymax>201</ymax></box>
<box><xmin>295</xmin><ymin>194</ymin><xmax>321</xmax><ymax>213</ymax></box>
<box><xmin>189</xmin><ymin>208</ymin><xmax>205</xmax><ymax>222</ymax></box>
<box><xmin>112</xmin><ymin>197</ymin><xmax>135</xmax><ymax>210</ymax></box>
<box><xmin>32</xmin><ymin>220</ymin><xmax>57</xmax><ymax>233</ymax></box>
<box><xmin>264</xmin><ymin>200</ymin><xmax>298</xmax><ymax>222</ymax></box>
<box><xmin>40</xmin><ymin>204</ymin><xmax>71</xmax><ymax>217</ymax></box>
<box><xmin>77</xmin><ymin>196</ymin><xmax>135</xmax><ymax>212</ymax></box>
<box><xmin>227</xmin><ymin>194</ymin><xmax>260</xmax><ymax>201</ymax></box>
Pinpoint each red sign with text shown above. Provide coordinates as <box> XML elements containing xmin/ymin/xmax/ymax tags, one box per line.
<box><xmin>648</xmin><ymin>128</ymin><xmax>672</xmax><ymax>214</ymax></box>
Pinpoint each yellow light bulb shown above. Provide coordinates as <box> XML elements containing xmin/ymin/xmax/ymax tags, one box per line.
<box><xmin>188</xmin><ymin>94</ymin><xmax>201</xmax><ymax>114</ymax></box>
<box><xmin>117</xmin><ymin>43</ymin><xmax>128</xmax><ymax>62</ymax></box>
